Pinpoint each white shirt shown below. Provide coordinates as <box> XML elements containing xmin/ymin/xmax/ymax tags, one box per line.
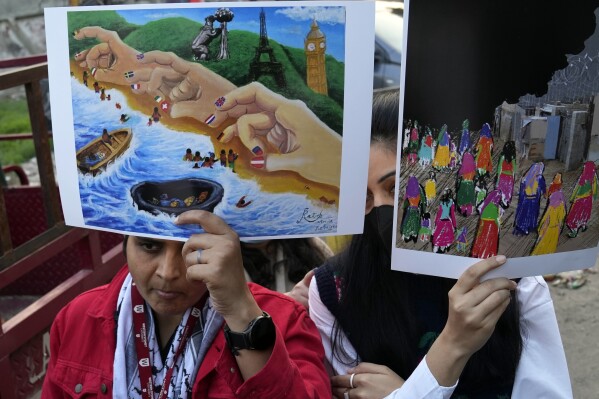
<box><xmin>309</xmin><ymin>275</ymin><xmax>572</xmax><ymax>399</ymax></box>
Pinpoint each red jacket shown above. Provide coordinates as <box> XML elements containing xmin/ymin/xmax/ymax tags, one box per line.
<box><xmin>42</xmin><ymin>266</ymin><xmax>330</xmax><ymax>398</ymax></box>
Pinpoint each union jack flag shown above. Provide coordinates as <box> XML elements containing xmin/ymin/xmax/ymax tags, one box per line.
<box><xmin>214</xmin><ymin>97</ymin><xmax>226</xmax><ymax>107</ymax></box>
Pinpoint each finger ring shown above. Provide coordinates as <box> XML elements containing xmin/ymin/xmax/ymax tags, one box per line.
<box><xmin>196</xmin><ymin>249</ymin><xmax>202</xmax><ymax>264</ymax></box>
<box><xmin>343</xmin><ymin>390</ymin><xmax>350</xmax><ymax>399</ymax></box>
<box><xmin>349</xmin><ymin>373</ymin><xmax>356</xmax><ymax>389</ymax></box>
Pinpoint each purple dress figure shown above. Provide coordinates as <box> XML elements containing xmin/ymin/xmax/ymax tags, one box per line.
<box><xmin>513</xmin><ymin>162</ymin><xmax>546</xmax><ymax>236</ymax></box>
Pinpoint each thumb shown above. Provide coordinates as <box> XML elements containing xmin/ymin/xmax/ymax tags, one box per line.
<box><xmin>301</xmin><ymin>269</ymin><xmax>315</xmax><ymax>286</ymax></box>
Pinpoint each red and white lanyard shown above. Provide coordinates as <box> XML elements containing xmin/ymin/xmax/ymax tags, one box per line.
<box><xmin>131</xmin><ymin>285</ymin><xmax>206</xmax><ymax>399</ymax></box>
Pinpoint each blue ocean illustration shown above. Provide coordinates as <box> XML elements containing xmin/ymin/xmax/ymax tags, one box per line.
<box><xmin>72</xmin><ymin>79</ymin><xmax>338</xmax><ymax>238</ymax></box>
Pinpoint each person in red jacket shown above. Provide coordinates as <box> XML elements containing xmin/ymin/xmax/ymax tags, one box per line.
<box><xmin>42</xmin><ymin>210</ymin><xmax>330</xmax><ymax>398</ymax></box>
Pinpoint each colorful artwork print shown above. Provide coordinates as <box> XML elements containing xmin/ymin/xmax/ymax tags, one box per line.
<box><xmin>46</xmin><ymin>2</ymin><xmax>375</xmax><ymax>239</ymax></box>
<box><xmin>393</xmin><ymin>0</ymin><xmax>599</xmax><ymax>278</ymax></box>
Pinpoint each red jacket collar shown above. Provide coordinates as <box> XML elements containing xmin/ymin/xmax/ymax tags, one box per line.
<box><xmin>87</xmin><ymin>264</ymin><xmax>130</xmax><ymax>320</ymax></box>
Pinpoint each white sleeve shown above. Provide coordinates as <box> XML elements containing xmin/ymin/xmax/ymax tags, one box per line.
<box><xmin>512</xmin><ymin>276</ymin><xmax>573</xmax><ymax>398</ymax></box>
<box><xmin>308</xmin><ymin>277</ymin><xmax>358</xmax><ymax>375</ymax></box>
<box><xmin>383</xmin><ymin>357</ymin><xmax>456</xmax><ymax>399</ymax></box>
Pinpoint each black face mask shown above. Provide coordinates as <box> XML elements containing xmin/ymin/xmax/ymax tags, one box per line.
<box><xmin>364</xmin><ymin>205</ymin><xmax>394</xmax><ymax>257</ymax></box>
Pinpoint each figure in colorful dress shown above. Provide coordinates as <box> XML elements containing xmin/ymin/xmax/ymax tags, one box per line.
<box><xmin>407</xmin><ymin>121</ymin><xmax>420</xmax><ymax>164</ymax></box>
<box><xmin>471</xmin><ymin>189</ymin><xmax>504</xmax><ymax>259</ymax></box>
<box><xmin>432</xmin><ymin>124</ymin><xmax>450</xmax><ymax>171</ymax></box>
<box><xmin>456</xmin><ymin>152</ymin><xmax>476</xmax><ymax>216</ymax></box>
<box><xmin>418</xmin><ymin>126</ymin><xmax>435</xmax><ymax>168</ymax></box>
<box><xmin>458</xmin><ymin>119</ymin><xmax>471</xmax><ymax>159</ymax></box>
<box><xmin>448</xmin><ymin>139</ymin><xmax>459</xmax><ymax>170</ymax></box>
<box><xmin>401</xmin><ymin>176</ymin><xmax>425</xmax><ymax>243</ymax></box>
<box><xmin>432</xmin><ymin>189</ymin><xmax>457</xmax><ymax>253</ymax></box>
<box><xmin>513</xmin><ymin>162</ymin><xmax>546</xmax><ymax>236</ymax></box>
<box><xmin>496</xmin><ymin>140</ymin><xmax>517</xmax><ymax>208</ymax></box>
<box><xmin>474</xmin><ymin>175</ymin><xmax>488</xmax><ymax>213</ymax></box>
<box><xmin>546</xmin><ymin>172</ymin><xmax>563</xmax><ymax>200</ymax></box>
<box><xmin>424</xmin><ymin>171</ymin><xmax>437</xmax><ymax>206</ymax></box>
<box><xmin>475</xmin><ymin>123</ymin><xmax>494</xmax><ymax>176</ymax></box>
<box><xmin>455</xmin><ymin>226</ymin><xmax>468</xmax><ymax>253</ymax></box>
<box><xmin>419</xmin><ymin>212</ymin><xmax>432</xmax><ymax>242</ymax></box>
<box><xmin>565</xmin><ymin>161</ymin><xmax>598</xmax><ymax>237</ymax></box>
<box><xmin>531</xmin><ymin>190</ymin><xmax>567</xmax><ymax>255</ymax></box>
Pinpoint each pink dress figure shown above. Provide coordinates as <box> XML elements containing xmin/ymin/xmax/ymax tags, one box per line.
<box><xmin>407</xmin><ymin>122</ymin><xmax>420</xmax><ymax>164</ymax></box>
<box><xmin>471</xmin><ymin>189</ymin><xmax>504</xmax><ymax>259</ymax></box>
<box><xmin>456</xmin><ymin>152</ymin><xmax>476</xmax><ymax>217</ymax></box>
<box><xmin>566</xmin><ymin>161</ymin><xmax>598</xmax><ymax>237</ymax></box>
<box><xmin>432</xmin><ymin>189</ymin><xmax>457</xmax><ymax>253</ymax></box>
<box><xmin>475</xmin><ymin>123</ymin><xmax>494</xmax><ymax>176</ymax></box>
<box><xmin>496</xmin><ymin>140</ymin><xmax>517</xmax><ymax>207</ymax></box>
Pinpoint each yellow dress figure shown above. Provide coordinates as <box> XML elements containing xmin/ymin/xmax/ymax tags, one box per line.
<box><xmin>424</xmin><ymin>171</ymin><xmax>437</xmax><ymax>205</ymax></box>
<box><xmin>531</xmin><ymin>190</ymin><xmax>566</xmax><ymax>256</ymax></box>
<box><xmin>432</xmin><ymin>125</ymin><xmax>450</xmax><ymax>171</ymax></box>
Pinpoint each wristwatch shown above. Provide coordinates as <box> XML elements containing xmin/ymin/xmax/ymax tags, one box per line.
<box><xmin>223</xmin><ymin>311</ymin><xmax>276</xmax><ymax>356</ymax></box>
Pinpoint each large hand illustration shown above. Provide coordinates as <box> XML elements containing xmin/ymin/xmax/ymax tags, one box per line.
<box><xmin>73</xmin><ymin>26</ymin><xmax>157</xmax><ymax>86</ymax></box>
<box><xmin>212</xmin><ymin>82</ymin><xmax>342</xmax><ymax>187</ymax></box>
<box><xmin>128</xmin><ymin>50</ymin><xmax>236</xmax><ymax>121</ymax></box>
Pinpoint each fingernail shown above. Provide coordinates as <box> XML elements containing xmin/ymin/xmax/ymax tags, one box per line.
<box><xmin>124</xmin><ymin>71</ymin><xmax>134</xmax><ymax>79</ymax></box>
<box><xmin>131</xmin><ymin>83</ymin><xmax>141</xmax><ymax>90</ymax></box>
<box><xmin>214</xmin><ymin>96</ymin><xmax>225</xmax><ymax>107</ymax></box>
<box><xmin>496</xmin><ymin>255</ymin><xmax>506</xmax><ymax>263</ymax></box>
<box><xmin>174</xmin><ymin>216</ymin><xmax>180</xmax><ymax>224</ymax></box>
<box><xmin>252</xmin><ymin>146</ymin><xmax>264</xmax><ymax>156</ymax></box>
<box><xmin>75</xmin><ymin>52</ymin><xmax>81</xmax><ymax>59</ymax></box>
<box><xmin>510</xmin><ymin>280</ymin><xmax>518</xmax><ymax>289</ymax></box>
<box><xmin>204</xmin><ymin>114</ymin><xmax>216</xmax><ymax>125</ymax></box>
<box><xmin>91</xmin><ymin>67</ymin><xmax>97</xmax><ymax>77</ymax></box>
<box><xmin>73</xmin><ymin>29</ymin><xmax>79</xmax><ymax>37</ymax></box>
<box><xmin>217</xmin><ymin>132</ymin><xmax>224</xmax><ymax>141</ymax></box>
<box><xmin>250</xmin><ymin>156</ymin><xmax>265</xmax><ymax>169</ymax></box>
<box><xmin>136</xmin><ymin>53</ymin><xmax>144</xmax><ymax>60</ymax></box>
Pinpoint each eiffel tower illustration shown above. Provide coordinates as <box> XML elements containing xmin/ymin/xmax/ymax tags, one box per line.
<box><xmin>248</xmin><ymin>8</ymin><xmax>286</xmax><ymax>88</ymax></box>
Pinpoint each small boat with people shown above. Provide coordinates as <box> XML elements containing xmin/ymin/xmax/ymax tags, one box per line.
<box><xmin>130</xmin><ymin>178</ymin><xmax>225</xmax><ymax>216</ymax></box>
<box><xmin>76</xmin><ymin>128</ymin><xmax>132</xmax><ymax>176</ymax></box>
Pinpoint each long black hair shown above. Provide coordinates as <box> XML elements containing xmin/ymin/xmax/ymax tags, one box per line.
<box><xmin>241</xmin><ymin>238</ymin><xmax>328</xmax><ymax>289</ymax></box>
<box><xmin>331</xmin><ymin>87</ymin><xmax>523</xmax><ymax>395</ymax></box>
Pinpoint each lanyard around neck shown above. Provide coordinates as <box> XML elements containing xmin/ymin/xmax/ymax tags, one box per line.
<box><xmin>131</xmin><ymin>284</ymin><xmax>206</xmax><ymax>399</ymax></box>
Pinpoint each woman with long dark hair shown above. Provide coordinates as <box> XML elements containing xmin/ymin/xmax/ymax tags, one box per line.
<box><xmin>310</xmin><ymin>88</ymin><xmax>570</xmax><ymax>398</ymax></box>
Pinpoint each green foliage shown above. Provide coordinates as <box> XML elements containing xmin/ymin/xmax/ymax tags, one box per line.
<box><xmin>124</xmin><ymin>18</ymin><xmax>200</xmax><ymax>60</ymax></box>
<box><xmin>0</xmin><ymin>99</ymin><xmax>36</xmax><ymax>165</ymax></box>
<box><xmin>67</xmin><ymin>11</ymin><xmax>138</xmax><ymax>56</ymax></box>
<box><xmin>0</xmin><ymin>99</ymin><xmax>31</xmax><ymax>134</ymax></box>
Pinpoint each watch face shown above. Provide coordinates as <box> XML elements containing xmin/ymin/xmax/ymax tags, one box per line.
<box><xmin>307</xmin><ymin>43</ymin><xmax>315</xmax><ymax>51</ymax></box>
<box><xmin>319</xmin><ymin>42</ymin><xmax>326</xmax><ymax>49</ymax></box>
<box><xmin>249</xmin><ymin>314</ymin><xmax>276</xmax><ymax>350</ymax></box>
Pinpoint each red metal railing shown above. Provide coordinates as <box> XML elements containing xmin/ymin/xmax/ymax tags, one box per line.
<box><xmin>0</xmin><ymin>61</ymin><xmax>125</xmax><ymax>399</ymax></box>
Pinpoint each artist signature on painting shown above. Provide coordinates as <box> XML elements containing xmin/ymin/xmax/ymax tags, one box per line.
<box><xmin>296</xmin><ymin>208</ymin><xmax>335</xmax><ymax>232</ymax></box>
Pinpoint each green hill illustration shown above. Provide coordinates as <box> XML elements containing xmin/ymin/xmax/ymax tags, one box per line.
<box><xmin>68</xmin><ymin>11</ymin><xmax>345</xmax><ymax>134</ymax></box>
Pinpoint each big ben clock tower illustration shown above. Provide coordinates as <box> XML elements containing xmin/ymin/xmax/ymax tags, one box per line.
<box><xmin>305</xmin><ymin>19</ymin><xmax>328</xmax><ymax>95</ymax></box>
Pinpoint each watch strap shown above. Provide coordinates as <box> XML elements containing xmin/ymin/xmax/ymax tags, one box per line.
<box><xmin>223</xmin><ymin>311</ymin><xmax>272</xmax><ymax>356</ymax></box>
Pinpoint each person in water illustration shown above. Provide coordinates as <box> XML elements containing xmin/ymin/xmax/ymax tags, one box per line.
<box><xmin>152</xmin><ymin>106</ymin><xmax>161</xmax><ymax>123</ymax></box>
<box><xmin>101</xmin><ymin>128</ymin><xmax>112</xmax><ymax>145</ymax></box>
<box><xmin>182</xmin><ymin>148</ymin><xmax>193</xmax><ymax>162</ymax></box>
<box><xmin>228</xmin><ymin>149</ymin><xmax>238</xmax><ymax>173</ymax></box>
<box><xmin>220</xmin><ymin>149</ymin><xmax>227</xmax><ymax>167</ymax></box>
<box><xmin>236</xmin><ymin>196</ymin><xmax>253</xmax><ymax>208</ymax></box>
<box><xmin>193</xmin><ymin>151</ymin><xmax>202</xmax><ymax>163</ymax></box>
<box><xmin>119</xmin><ymin>114</ymin><xmax>129</xmax><ymax>123</ymax></box>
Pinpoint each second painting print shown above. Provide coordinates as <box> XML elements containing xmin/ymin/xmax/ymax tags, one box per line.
<box><xmin>395</xmin><ymin>0</ymin><xmax>599</xmax><ymax>278</ymax></box>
